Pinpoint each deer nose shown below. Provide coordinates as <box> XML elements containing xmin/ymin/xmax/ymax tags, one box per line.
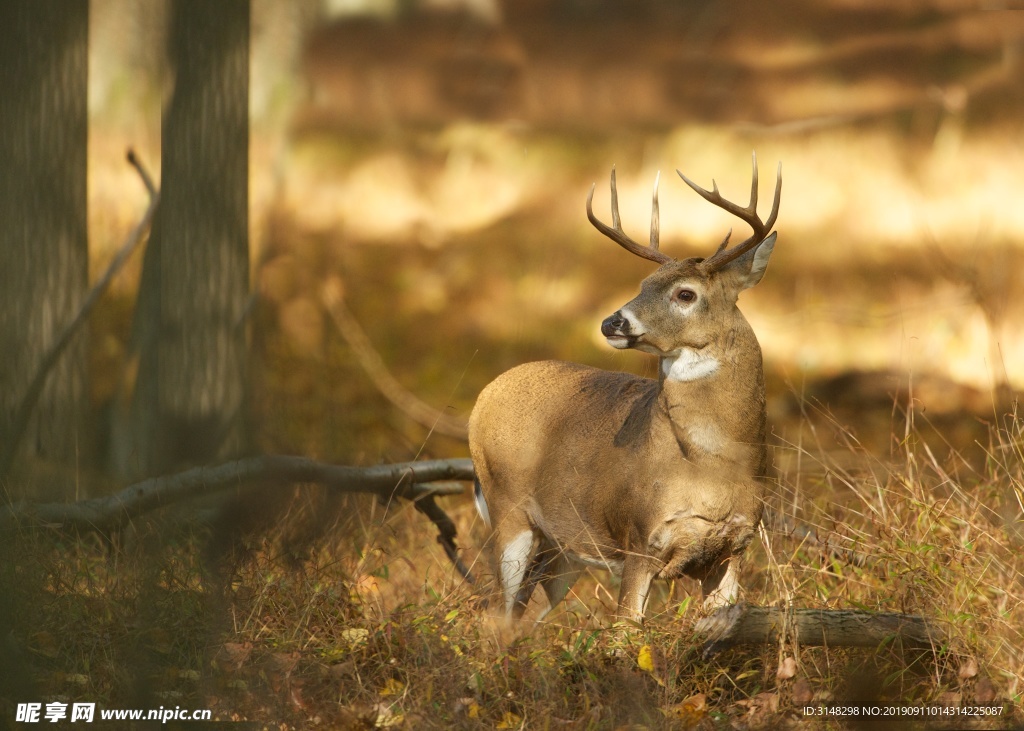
<box><xmin>601</xmin><ymin>312</ymin><xmax>629</xmax><ymax>336</ymax></box>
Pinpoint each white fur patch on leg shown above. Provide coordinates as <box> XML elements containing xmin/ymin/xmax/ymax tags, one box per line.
<box><xmin>702</xmin><ymin>560</ymin><xmax>740</xmax><ymax>610</ymax></box>
<box><xmin>500</xmin><ymin>530</ymin><xmax>535</xmax><ymax>616</ymax></box>
<box><xmin>473</xmin><ymin>480</ymin><xmax>491</xmax><ymax>528</ymax></box>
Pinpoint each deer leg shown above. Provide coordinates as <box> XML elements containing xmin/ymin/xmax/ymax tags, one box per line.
<box><xmin>617</xmin><ymin>554</ymin><xmax>657</xmax><ymax>624</ymax></box>
<box><xmin>700</xmin><ymin>555</ymin><xmax>740</xmax><ymax>611</ymax></box>
<box><xmin>510</xmin><ymin>540</ymin><xmax>554</xmax><ymax>618</ymax></box>
<box><xmin>535</xmin><ymin>551</ymin><xmax>582</xmax><ymax>622</ymax></box>
<box><xmin>496</xmin><ymin>525</ymin><xmax>538</xmax><ymax>619</ymax></box>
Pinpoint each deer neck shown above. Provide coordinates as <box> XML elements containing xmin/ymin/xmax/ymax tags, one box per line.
<box><xmin>655</xmin><ymin>316</ymin><xmax>765</xmax><ymax>452</ymax></box>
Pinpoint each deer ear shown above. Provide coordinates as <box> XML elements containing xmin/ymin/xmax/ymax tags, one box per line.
<box><xmin>729</xmin><ymin>231</ymin><xmax>776</xmax><ymax>290</ymax></box>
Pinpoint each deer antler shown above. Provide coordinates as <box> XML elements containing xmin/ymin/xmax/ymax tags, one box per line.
<box><xmin>587</xmin><ymin>167</ymin><xmax>673</xmax><ymax>265</ymax></box>
<box><xmin>677</xmin><ymin>152</ymin><xmax>781</xmax><ymax>272</ymax></box>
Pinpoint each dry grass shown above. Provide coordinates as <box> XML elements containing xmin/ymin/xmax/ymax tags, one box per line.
<box><xmin>39</xmin><ymin>82</ymin><xmax>1024</xmax><ymax>730</ymax></box>
<box><xmin>3</xmin><ymin>400</ymin><xmax>1023</xmax><ymax>729</ymax></box>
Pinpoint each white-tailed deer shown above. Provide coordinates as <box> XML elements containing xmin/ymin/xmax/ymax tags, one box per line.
<box><xmin>469</xmin><ymin>154</ymin><xmax>781</xmax><ymax>623</ymax></box>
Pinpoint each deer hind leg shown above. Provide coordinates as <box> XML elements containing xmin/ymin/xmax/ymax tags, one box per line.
<box><xmin>495</xmin><ymin>523</ymin><xmax>539</xmax><ymax>619</ymax></box>
<box><xmin>534</xmin><ymin>548</ymin><xmax>582</xmax><ymax>622</ymax></box>
<box><xmin>700</xmin><ymin>555</ymin><xmax>740</xmax><ymax>611</ymax></box>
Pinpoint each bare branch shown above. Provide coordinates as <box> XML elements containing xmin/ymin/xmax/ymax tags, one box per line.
<box><xmin>2</xmin><ymin>455</ymin><xmax>476</xmax><ymax>582</ymax></box>
<box><xmin>413</xmin><ymin>492</ymin><xmax>477</xmax><ymax>584</ymax></box>
<box><xmin>322</xmin><ymin>280</ymin><xmax>469</xmax><ymax>440</ymax></box>
<box><xmin>1</xmin><ymin>455</ymin><xmax>472</xmax><ymax>534</ymax></box>
<box><xmin>0</xmin><ymin>149</ymin><xmax>160</xmax><ymax>478</ymax></box>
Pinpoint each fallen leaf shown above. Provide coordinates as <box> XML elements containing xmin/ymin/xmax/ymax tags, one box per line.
<box><xmin>379</xmin><ymin>678</ymin><xmax>405</xmax><ymax>697</ymax></box>
<box><xmin>636</xmin><ymin>645</ymin><xmax>666</xmax><ymax>686</ymax></box>
<box><xmin>958</xmin><ymin>657</ymin><xmax>979</xmax><ymax>680</ymax></box>
<box><xmin>354</xmin><ymin>574</ymin><xmax>380</xmax><ymax>597</ymax></box>
<box><xmin>268</xmin><ymin>651</ymin><xmax>300</xmax><ymax>676</ymax></box>
<box><xmin>791</xmin><ymin>677</ymin><xmax>814</xmax><ymax>705</ymax></box>
<box><xmin>372</xmin><ymin>703</ymin><xmax>404</xmax><ymax>728</ymax></box>
<box><xmin>662</xmin><ymin>693</ymin><xmax>707</xmax><ymax>726</ymax></box>
<box><xmin>454</xmin><ymin>698</ymin><xmax>481</xmax><ymax>718</ymax></box>
<box><xmin>213</xmin><ymin>642</ymin><xmax>252</xmax><ymax>672</ymax></box>
<box><xmin>776</xmin><ymin>655</ymin><xmax>797</xmax><ymax>680</ymax></box>
<box><xmin>974</xmin><ymin>677</ymin><xmax>997</xmax><ymax>704</ymax></box>
<box><xmin>341</xmin><ymin>627</ymin><xmax>369</xmax><ymax>648</ymax></box>
<box><xmin>739</xmin><ymin>692</ymin><xmax>779</xmax><ymax>718</ymax></box>
<box><xmin>497</xmin><ymin>711</ymin><xmax>523</xmax><ymax>728</ymax></box>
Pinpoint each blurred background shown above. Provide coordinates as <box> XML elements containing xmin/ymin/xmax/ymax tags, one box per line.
<box><xmin>5</xmin><ymin>0</ymin><xmax>1024</xmax><ymax>498</ymax></box>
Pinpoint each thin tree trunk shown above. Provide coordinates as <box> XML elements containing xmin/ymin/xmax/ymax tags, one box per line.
<box><xmin>0</xmin><ymin>0</ymin><xmax>90</xmax><ymax>496</ymax></box>
<box><xmin>124</xmin><ymin>0</ymin><xmax>250</xmax><ymax>478</ymax></box>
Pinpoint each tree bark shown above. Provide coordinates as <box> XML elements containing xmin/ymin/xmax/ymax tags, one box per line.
<box><xmin>123</xmin><ymin>0</ymin><xmax>251</xmax><ymax>478</ymax></box>
<box><xmin>1</xmin><ymin>456</ymin><xmax>472</xmax><ymax>532</ymax></box>
<box><xmin>0</xmin><ymin>0</ymin><xmax>90</xmax><ymax>494</ymax></box>
<box><xmin>695</xmin><ymin>602</ymin><xmax>942</xmax><ymax>656</ymax></box>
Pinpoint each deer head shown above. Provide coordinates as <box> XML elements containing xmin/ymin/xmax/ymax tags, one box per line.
<box><xmin>590</xmin><ymin>155</ymin><xmax>780</xmax><ymax>378</ymax></box>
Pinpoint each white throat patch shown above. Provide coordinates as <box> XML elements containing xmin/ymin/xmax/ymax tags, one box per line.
<box><xmin>662</xmin><ymin>348</ymin><xmax>719</xmax><ymax>382</ymax></box>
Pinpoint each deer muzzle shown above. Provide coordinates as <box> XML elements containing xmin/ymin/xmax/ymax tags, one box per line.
<box><xmin>601</xmin><ymin>311</ymin><xmax>635</xmax><ymax>349</ymax></box>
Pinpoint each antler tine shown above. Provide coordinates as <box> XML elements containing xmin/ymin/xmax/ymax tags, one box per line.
<box><xmin>586</xmin><ymin>168</ymin><xmax>673</xmax><ymax>265</ymax></box>
<box><xmin>714</xmin><ymin>229</ymin><xmax>732</xmax><ymax>255</ymax></box>
<box><xmin>650</xmin><ymin>170</ymin><xmax>661</xmax><ymax>250</ymax></box>
<box><xmin>676</xmin><ymin>154</ymin><xmax>782</xmax><ymax>271</ymax></box>
<box><xmin>610</xmin><ymin>165</ymin><xmax>621</xmax><ymax>230</ymax></box>
<box><xmin>748</xmin><ymin>151</ymin><xmax>758</xmax><ymax>212</ymax></box>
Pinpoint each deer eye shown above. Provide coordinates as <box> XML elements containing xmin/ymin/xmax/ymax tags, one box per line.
<box><xmin>675</xmin><ymin>288</ymin><xmax>696</xmax><ymax>303</ymax></box>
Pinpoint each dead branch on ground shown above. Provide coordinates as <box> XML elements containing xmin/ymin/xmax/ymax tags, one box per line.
<box><xmin>1</xmin><ymin>455</ymin><xmax>476</xmax><ymax>582</ymax></box>
<box><xmin>695</xmin><ymin>602</ymin><xmax>941</xmax><ymax>657</ymax></box>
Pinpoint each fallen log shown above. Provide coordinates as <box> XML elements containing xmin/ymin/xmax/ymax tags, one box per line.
<box><xmin>695</xmin><ymin>602</ymin><xmax>941</xmax><ymax>656</ymax></box>
<box><xmin>1</xmin><ymin>455</ymin><xmax>476</xmax><ymax>581</ymax></box>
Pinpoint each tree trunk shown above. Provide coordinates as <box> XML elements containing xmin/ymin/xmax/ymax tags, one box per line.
<box><xmin>0</xmin><ymin>0</ymin><xmax>90</xmax><ymax>497</ymax></box>
<box><xmin>122</xmin><ymin>0</ymin><xmax>251</xmax><ymax>478</ymax></box>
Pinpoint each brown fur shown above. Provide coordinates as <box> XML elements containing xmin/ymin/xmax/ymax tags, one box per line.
<box><xmin>469</xmin><ymin>237</ymin><xmax>776</xmax><ymax>623</ymax></box>
<box><xmin>472</xmin><ymin>154</ymin><xmax>781</xmax><ymax>623</ymax></box>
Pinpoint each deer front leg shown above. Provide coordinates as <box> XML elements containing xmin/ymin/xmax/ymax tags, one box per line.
<box><xmin>616</xmin><ymin>554</ymin><xmax>658</xmax><ymax>624</ymax></box>
<box><xmin>700</xmin><ymin>555</ymin><xmax>741</xmax><ymax>611</ymax></box>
